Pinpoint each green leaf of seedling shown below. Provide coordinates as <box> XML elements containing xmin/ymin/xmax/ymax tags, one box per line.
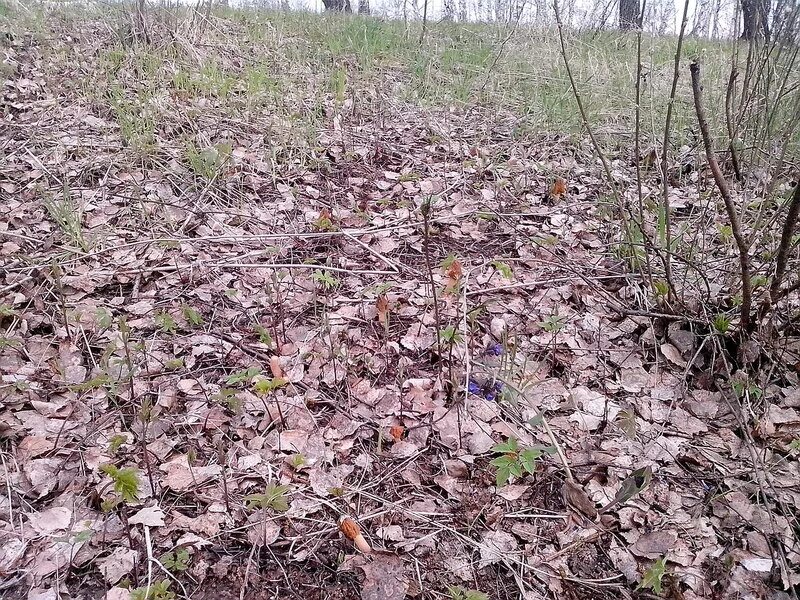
<box><xmin>244</xmin><ymin>483</ymin><xmax>291</xmax><ymax>513</ymax></box>
<box><xmin>100</xmin><ymin>464</ymin><xmax>140</xmax><ymax>503</ymax></box>
<box><xmin>527</xmin><ymin>412</ymin><xmax>544</xmax><ymax>427</ymax></box>
<box><xmin>165</xmin><ymin>358</ymin><xmax>184</xmax><ymax>370</ymax></box>
<box><xmin>492</xmin><ymin>260</ymin><xmax>513</xmax><ymax>280</ymax></box>
<box><xmin>491</xmin><ymin>437</ymin><xmax>519</xmax><ymax>454</ymax></box>
<box><xmin>637</xmin><ymin>557</ymin><xmax>667</xmax><ymax>594</ymax></box>
<box><xmin>108</xmin><ymin>434</ymin><xmax>127</xmax><ymax>454</ymax></box>
<box><xmin>226</xmin><ymin>367</ymin><xmax>261</xmax><ymax>386</ymax></box>
<box><xmin>71</xmin><ymin>528</ymin><xmax>93</xmax><ymax>543</ymax></box>
<box><xmin>253</xmin><ymin>377</ymin><xmax>287</xmax><ymax>394</ymax></box>
<box><xmin>441</xmin><ymin>325</ymin><xmax>462</xmax><ymax>343</ymax></box>
<box><xmin>447</xmin><ymin>585</ymin><xmax>489</xmax><ymax>600</ymax></box>
<box><xmin>489</xmin><ymin>455</ymin><xmax>515</xmax><ymax>469</ymax></box>
<box><xmin>181</xmin><ymin>305</ymin><xmax>203</xmax><ymax>326</ymax></box>
<box><xmin>213</xmin><ymin>387</ymin><xmax>241</xmax><ymax>411</ymax></box>
<box><xmin>131</xmin><ymin>579</ymin><xmax>175</xmax><ymax>600</ymax></box>
<box><xmin>519</xmin><ymin>448</ymin><xmax>543</xmax><ymax>473</ymax></box>
<box><xmin>155</xmin><ymin>311</ymin><xmax>177</xmax><ymax>334</ymax></box>
<box><xmin>96</xmin><ymin>308</ymin><xmax>113</xmax><ymax>329</ymax></box>
<box><xmin>70</xmin><ymin>373</ymin><xmax>112</xmax><ymax>392</ymax></box>
<box><xmin>161</xmin><ymin>548</ymin><xmax>191</xmax><ymax>572</ymax></box>
<box><xmin>254</xmin><ymin>324</ymin><xmax>273</xmax><ymax>347</ymax></box>
<box><xmin>495</xmin><ymin>465</ymin><xmax>511</xmax><ymax>487</ymax></box>
<box><xmin>312</xmin><ymin>269</ymin><xmax>338</xmax><ymax>289</ymax></box>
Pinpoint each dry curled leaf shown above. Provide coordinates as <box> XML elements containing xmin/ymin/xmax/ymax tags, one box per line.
<box><xmin>339</xmin><ymin>516</ymin><xmax>372</xmax><ymax>553</ymax></box>
<box><xmin>360</xmin><ymin>553</ymin><xmax>407</xmax><ymax>600</ymax></box>
<box><xmin>563</xmin><ymin>480</ymin><xmax>598</xmax><ymax>518</ymax></box>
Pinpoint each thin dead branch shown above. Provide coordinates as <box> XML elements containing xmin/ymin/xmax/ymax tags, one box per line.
<box><xmin>660</xmin><ymin>0</ymin><xmax>692</xmax><ymax>303</ymax></box>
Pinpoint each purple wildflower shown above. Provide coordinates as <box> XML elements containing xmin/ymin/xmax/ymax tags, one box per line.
<box><xmin>468</xmin><ymin>380</ymin><xmax>481</xmax><ymax>395</ymax></box>
<box><xmin>486</xmin><ymin>343</ymin><xmax>503</xmax><ymax>356</ymax></box>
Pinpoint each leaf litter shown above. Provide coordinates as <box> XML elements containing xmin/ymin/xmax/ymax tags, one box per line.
<box><xmin>1</xmin><ymin>11</ymin><xmax>799</xmax><ymax>600</ymax></box>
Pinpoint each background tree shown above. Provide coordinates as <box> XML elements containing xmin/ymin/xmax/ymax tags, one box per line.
<box><xmin>322</xmin><ymin>0</ymin><xmax>352</xmax><ymax>11</ymax></box>
<box><xmin>691</xmin><ymin>0</ymin><xmax>712</xmax><ymax>35</ymax></box>
<box><xmin>620</xmin><ymin>0</ymin><xmax>640</xmax><ymax>29</ymax></box>
<box><xmin>442</xmin><ymin>0</ymin><xmax>455</xmax><ymax>20</ymax></box>
<box><xmin>358</xmin><ymin>0</ymin><xmax>370</xmax><ymax>13</ymax></box>
<box><xmin>741</xmin><ymin>0</ymin><xmax>770</xmax><ymax>39</ymax></box>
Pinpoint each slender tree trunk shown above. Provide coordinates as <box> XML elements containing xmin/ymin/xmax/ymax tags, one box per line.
<box><xmin>619</xmin><ymin>0</ymin><xmax>640</xmax><ymax>29</ymax></box>
<box><xmin>442</xmin><ymin>0</ymin><xmax>455</xmax><ymax>20</ymax></box>
<box><xmin>322</xmin><ymin>0</ymin><xmax>352</xmax><ymax>11</ymax></box>
<box><xmin>741</xmin><ymin>0</ymin><xmax>770</xmax><ymax>40</ymax></box>
<box><xmin>419</xmin><ymin>0</ymin><xmax>428</xmax><ymax>43</ymax></box>
<box><xmin>691</xmin><ymin>0</ymin><xmax>711</xmax><ymax>36</ymax></box>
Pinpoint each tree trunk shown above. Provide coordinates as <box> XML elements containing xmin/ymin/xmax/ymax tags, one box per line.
<box><xmin>741</xmin><ymin>0</ymin><xmax>770</xmax><ymax>40</ymax></box>
<box><xmin>619</xmin><ymin>0</ymin><xmax>640</xmax><ymax>29</ymax></box>
<box><xmin>442</xmin><ymin>0</ymin><xmax>455</xmax><ymax>21</ymax></box>
<box><xmin>322</xmin><ymin>0</ymin><xmax>352</xmax><ymax>12</ymax></box>
<box><xmin>358</xmin><ymin>0</ymin><xmax>370</xmax><ymax>13</ymax></box>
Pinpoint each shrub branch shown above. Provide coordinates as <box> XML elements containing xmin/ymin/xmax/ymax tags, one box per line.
<box><xmin>770</xmin><ymin>182</ymin><xmax>800</xmax><ymax>304</ymax></box>
<box><xmin>690</xmin><ymin>61</ymin><xmax>754</xmax><ymax>334</ymax></box>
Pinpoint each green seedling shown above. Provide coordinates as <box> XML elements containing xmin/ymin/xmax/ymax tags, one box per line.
<box><xmin>490</xmin><ymin>437</ymin><xmax>551</xmax><ymax>487</ymax></box>
<box><xmin>100</xmin><ymin>464</ymin><xmax>140</xmax><ymax>503</ymax></box>
<box><xmin>108</xmin><ymin>434</ymin><xmax>127</xmax><ymax>454</ymax></box>
<box><xmin>538</xmin><ymin>314</ymin><xmax>566</xmax><ymax>333</ymax></box>
<box><xmin>226</xmin><ymin>367</ymin><xmax>261</xmax><ymax>386</ymax></box>
<box><xmin>253</xmin><ymin>377</ymin><xmax>288</xmax><ymax>394</ymax></box>
<box><xmin>637</xmin><ymin>557</ymin><xmax>667</xmax><ymax>594</ymax></box>
<box><xmin>254</xmin><ymin>324</ymin><xmax>274</xmax><ymax>347</ymax></box>
<box><xmin>155</xmin><ymin>312</ymin><xmax>177</xmax><ymax>334</ymax></box>
<box><xmin>181</xmin><ymin>305</ymin><xmax>203</xmax><ymax>326</ymax></box>
<box><xmin>161</xmin><ymin>548</ymin><xmax>191</xmax><ymax>572</ymax></box>
<box><xmin>491</xmin><ymin>260</ymin><xmax>513</xmax><ymax>279</ymax></box>
<box><xmin>313</xmin><ymin>269</ymin><xmax>339</xmax><ymax>290</ymax></box>
<box><xmin>244</xmin><ymin>483</ymin><xmax>291</xmax><ymax>513</ymax></box>
<box><xmin>164</xmin><ymin>358</ymin><xmax>184</xmax><ymax>371</ymax></box>
<box><xmin>713</xmin><ymin>314</ymin><xmax>731</xmax><ymax>333</ymax></box>
<box><xmin>287</xmin><ymin>453</ymin><xmax>307</xmax><ymax>469</ymax></box>
<box><xmin>447</xmin><ymin>585</ymin><xmax>489</xmax><ymax>600</ymax></box>
<box><xmin>213</xmin><ymin>388</ymin><xmax>242</xmax><ymax>412</ymax></box>
<box><xmin>130</xmin><ymin>580</ymin><xmax>175</xmax><ymax>600</ymax></box>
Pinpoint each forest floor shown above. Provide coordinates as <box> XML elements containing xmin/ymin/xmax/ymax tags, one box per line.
<box><xmin>1</xmin><ymin>6</ymin><xmax>799</xmax><ymax>600</ymax></box>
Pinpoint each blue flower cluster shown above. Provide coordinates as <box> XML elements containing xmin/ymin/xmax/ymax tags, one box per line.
<box><xmin>468</xmin><ymin>378</ymin><xmax>503</xmax><ymax>401</ymax></box>
<box><xmin>486</xmin><ymin>343</ymin><xmax>503</xmax><ymax>356</ymax></box>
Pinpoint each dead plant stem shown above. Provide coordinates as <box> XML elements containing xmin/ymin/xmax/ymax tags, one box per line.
<box><xmin>660</xmin><ymin>0</ymin><xmax>692</xmax><ymax>304</ymax></box>
<box><xmin>421</xmin><ymin>200</ymin><xmax>442</xmax><ymax>363</ymax></box>
<box><xmin>634</xmin><ymin>0</ymin><xmax>654</xmax><ymax>290</ymax></box>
